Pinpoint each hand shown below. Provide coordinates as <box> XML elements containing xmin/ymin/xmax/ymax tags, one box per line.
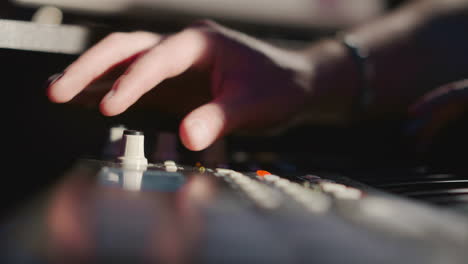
<box><xmin>47</xmin><ymin>20</ymin><xmax>352</xmax><ymax>151</ymax></box>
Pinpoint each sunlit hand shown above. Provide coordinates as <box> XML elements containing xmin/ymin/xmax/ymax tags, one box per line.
<box><xmin>47</xmin><ymin>21</ymin><xmax>323</xmax><ymax>151</ymax></box>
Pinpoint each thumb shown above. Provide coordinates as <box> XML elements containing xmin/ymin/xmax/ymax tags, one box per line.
<box><xmin>179</xmin><ymin>96</ymin><xmax>239</xmax><ymax>151</ymax></box>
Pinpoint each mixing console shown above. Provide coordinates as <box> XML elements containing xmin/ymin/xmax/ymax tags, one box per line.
<box><xmin>1</xmin><ymin>129</ymin><xmax>467</xmax><ymax>264</ymax></box>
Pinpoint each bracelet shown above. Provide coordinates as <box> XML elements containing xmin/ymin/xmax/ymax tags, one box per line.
<box><xmin>336</xmin><ymin>34</ymin><xmax>374</xmax><ymax>115</ymax></box>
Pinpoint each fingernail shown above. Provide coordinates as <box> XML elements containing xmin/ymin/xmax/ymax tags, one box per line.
<box><xmin>45</xmin><ymin>72</ymin><xmax>64</xmax><ymax>87</ymax></box>
<box><xmin>102</xmin><ymin>89</ymin><xmax>116</xmax><ymax>103</ymax></box>
<box><xmin>102</xmin><ymin>78</ymin><xmax>122</xmax><ymax>103</ymax></box>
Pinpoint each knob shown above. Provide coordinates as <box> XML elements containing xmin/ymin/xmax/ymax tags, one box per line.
<box><xmin>118</xmin><ymin>130</ymin><xmax>148</xmax><ymax>169</ymax></box>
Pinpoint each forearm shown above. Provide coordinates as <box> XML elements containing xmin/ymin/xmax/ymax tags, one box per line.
<box><xmin>302</xmin><ymin>0</ymin><xmax>468</xmax><ymax>123</ymax></box>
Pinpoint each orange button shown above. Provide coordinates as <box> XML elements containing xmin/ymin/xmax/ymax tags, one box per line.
<box><xmin>256</xmin><ymin>170</ymin><xmax>271</xmax><ymax>177</ymax></box>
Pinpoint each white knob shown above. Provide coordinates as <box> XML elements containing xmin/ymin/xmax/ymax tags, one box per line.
<box><xmin>32</xmin><ymin>6</ymin><xmax>63</xmax><ymax>25</ymax></box>
<box><xmin>118</xmin><ymin>130</ymin><xmax>148</xmax><ymax>168</ymax></box>
<box><xmin>122</xmin><ymin>170</ymin><xmax>144</xmax><ymax>191</ymax></box>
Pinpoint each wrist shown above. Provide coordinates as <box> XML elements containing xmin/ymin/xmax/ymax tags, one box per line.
<box><xmin>299</xmin><ymin>38</ymin><xmax>363</xmax><ymax>125</ymax></box>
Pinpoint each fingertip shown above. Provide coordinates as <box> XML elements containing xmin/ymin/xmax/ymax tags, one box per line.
<box><xmin>46</xmin><ymin>73</ymin><xmax>64</xmax><ymax>87</ymax></box>
<box><xmin>99</xmin><ymin>99</ymin><xmax>124</xmax><ymax>117</ymax></box>
<box><xmin>99</xmin><ymin>103</ymin><xmax>115</xmax><ymax>117</ymax></box>
<box><xmin>99</xmin><ymin>82</ymin><xmax>136</xmax><ymax>116</ymax></box>
<box><xmin>47</xmin><ymin>93</ymin><xmax>71</xmax><ymax>105</ymax></box>
<box><xmin>47</xmin><ymin>89</ymin><xmax>73</xmax><ymax>104</ymax></box>
<box><xmin>46</xmin><ymin>89</ymin><xmax>63</xmax><ymax>103</ymax></box>
<box><xmin>45</xmin><ymin>73</ymin><xmax>70</xmax><ymax>103</ymax></box>
<box><xmin>179</xmin><ymin>102</ymin><xmax>233</xmax><ymax>151</ymax></box>
<box><xmin>179</xmin><ymin>118</ymin><xmax>212</xmax><ymax>151</ymax></box>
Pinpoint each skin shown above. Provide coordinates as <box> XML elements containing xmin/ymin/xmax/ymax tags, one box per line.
<box><xmin>47</xmin><ymin>0</ymin><xmax>468</xmax><ymax>151</ymax></box>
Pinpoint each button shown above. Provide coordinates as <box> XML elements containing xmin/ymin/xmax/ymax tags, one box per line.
<box><xmin>263</xmin><ymin>175</ymin><xmax>280</xmax><ymax>182</ymax></box>
<box><xmin>164</xmin><ymin>160</ymin><xmax>176</xmax><ymax>166</ymax></box>
<box><xmin>32</xmin><ymin>6</ymin><xmax>63</xmax><ymax>24</ymax></box>
<box><xmin>320</xmin><ymin>182</ymin><xmax>347</xmax><ymax>193</ymax></box>
<box><xmin>333</xmin><ymin>187</ymin><xmax>362</xmax><ymax>200</ymax></box>
<box><xmin>256</xmin><ymin>170</ymin><xmax>272</xmax><ymax>177</ymax></box>
<box><xmin>215</xmin><ymin>168</ymin><xmax>234</xmax><ymax>176</ymax></box>
<box><xmin>274</xmin><ymin>179</ymin><xmax>290</xmax><ymax>188</ymax></box>
<box><xmin>165</xmin><ymin>165</ymin><xmax>178</xmax><ymax>172</ymax></box>
<box><xmin>229</xmin><ymin>173</ymin><xmax>241</xmax><ymax>180</ymax></box>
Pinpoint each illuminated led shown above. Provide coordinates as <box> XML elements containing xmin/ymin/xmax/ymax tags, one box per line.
<box><xmin>256</xmin><ymin>170</ymin><xmax>272</xmax><ymax>177</ymax></box>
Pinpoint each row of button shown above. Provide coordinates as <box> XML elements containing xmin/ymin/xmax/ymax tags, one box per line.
<box><xmin>260</xmin><ymin>174</ymin><xmax>331</xmax><ymax>213</ymax></box>
<box><xmin>319</xmin><ymin>182</ymin><xmax>363</xmax><ymax>200</ymax></box>
<box><xmin>215</xmin><ymin>168</ymin><xmax>280</xmax><ymax>210</ymax></box>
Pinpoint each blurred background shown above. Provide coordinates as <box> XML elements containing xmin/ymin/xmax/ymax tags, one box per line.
<box><xmin>2</xmin><ymin>0</ymin><xmax>407</xmax><ymax>39</ymax></box>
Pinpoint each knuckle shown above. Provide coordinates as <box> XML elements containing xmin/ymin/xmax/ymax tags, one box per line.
<box><xmin>190</xmin><ymin>19</ymin><xmax>217</xmax><ymax>28</ymax></box>
<box><xmin>181</xmin><ymin>25</ymin><xmax>218</xmax><ymax>46</ymax></box>
<box><xmin>183</xmin><ymin>27</ymin><xmax>210</xmax><ymax>39</ymax></box>
<box><xmin>187</xmin><ymin>19</ymin><xmax>221</xmax><ymax>35</ymax></box>
<box><xmin>129</xmin><ymin>31</ymin><xmax>160</xmax><ymax>41</ymax></box>
<box><xmin>105</xmin><ymin>32</ymin><xmax>129</xmax><ymax>42</ymax></box>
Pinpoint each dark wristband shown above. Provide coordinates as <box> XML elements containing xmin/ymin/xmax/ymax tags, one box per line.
<box><xmin>336</xmin><ymin>34</ymin><xmax>374</xmax><ymax>115</ymax></box>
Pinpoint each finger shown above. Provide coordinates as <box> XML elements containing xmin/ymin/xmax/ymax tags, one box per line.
<box><xmin>409</xmin><ymin>79</ymin><xmax>468</xmax><ymax>116</ymax></box>
<box><xmin>405</xmin><ymin>80</ymin><xmax>468</xmax><ymax>152</ymax></box>
<box><xmin>47</xmin><ymin>31</ymin><xmax>161</xmax><ymax>103</ymax></box>
<box><xmin>179</xmin><ymin>96</ymin><xmax>238</xmax><ymax>151</ymax></box>
<box><xmin>99</xmin><ymin>28</ymin><xmax>212</xmax><ymax>116</ymax></box>
<box><xmin>413</xmin><ymin>102</ymin><xmax>467</xmax><ymax>153</ymax></box>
